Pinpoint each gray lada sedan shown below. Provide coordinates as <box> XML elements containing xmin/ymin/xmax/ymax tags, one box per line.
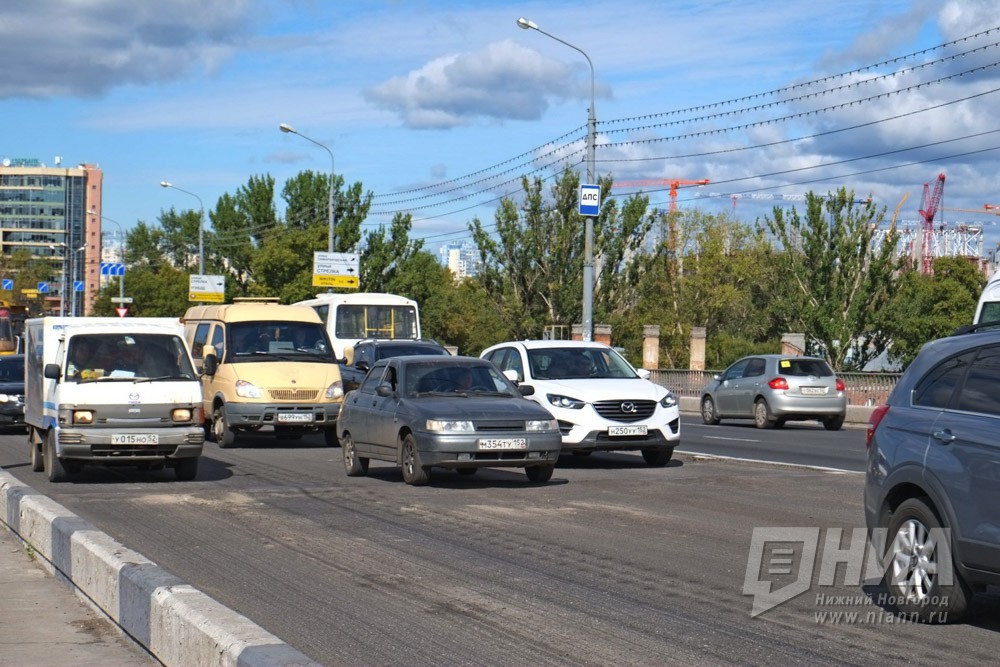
<box><xmin>337</xmin><ymin>356</ymin><xmax>561</xmax><ymax>485</ymax></box>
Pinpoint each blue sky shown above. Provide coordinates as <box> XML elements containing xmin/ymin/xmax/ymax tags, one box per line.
<box><xmin>3</xmin><ymin>0</ymin><xmax>1000</xmax><ymax>258</ymax></box>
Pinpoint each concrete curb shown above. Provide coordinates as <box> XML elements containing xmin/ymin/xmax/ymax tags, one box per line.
<box><xmin>678</xmin><ymin>396</ymin><xmax>875</xmax><ymax>425</ymax></box>
<box><xmin>0</xmin><ymin>469</ymin><xmax>321</xmax><ymax>667</ymax></box>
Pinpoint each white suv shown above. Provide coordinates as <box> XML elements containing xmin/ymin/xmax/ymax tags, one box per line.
<box><xmin>481</xmin><ymin>340</ymin><xmax>679</xmax><ymax>465</ymax></box>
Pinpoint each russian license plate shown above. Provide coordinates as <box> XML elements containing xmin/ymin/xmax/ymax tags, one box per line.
<box><xmin>112</xmin><ymin>433</ymin><xmax>159</xmax><ymax>445</ymax></box>
<box><xmin>608</xmin><ymin>425</ymin><xmax>648</xmax><ymax>437</ymax></box>
<box><xmin>477</xmin><ymin>438</ymin><xmax>527</xmax><ymax>450</ymax></box>
<box><xmin>277</xmin><ymin>413</ymin><xmax>314</xmax><ymax>423</ymax></box>
<box><xmin>801</xmin><ymin>386</ymin><xmax>827</xmax><ymax>395</ymax></box>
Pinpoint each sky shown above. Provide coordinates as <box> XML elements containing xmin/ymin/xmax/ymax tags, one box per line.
<box><xmin>3</xmin><ymin>0</ymin><xmax>1000</xmax><ymax>261</ymax></box>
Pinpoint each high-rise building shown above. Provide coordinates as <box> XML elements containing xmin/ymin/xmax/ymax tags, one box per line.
<box><xmin>0</xmin><ymin>158</ymin><xmax>103</xmax><ymax>315</ymax></box>
<box><xmin>439</xmin><ymin>241</ymin><xmax>480</xmax><ymax>279</ymax></box>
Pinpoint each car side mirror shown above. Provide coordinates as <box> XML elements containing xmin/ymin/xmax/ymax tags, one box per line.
<box><xmin>202</xmin><ymin>354</ymin><xmax>218</xmax><ymax>376</ymax></box>
<box><xmin>503</xmin><ymin>369</ymin><xmax>521</xmax><ymax>383</ymax></box>
<box><xmin>376</xmin><ymin>384</ymin><xmax>393</xmax><ymax>397</ymax></box>
<box><xmin>517</xmin><ymin>384</ymin><xmax>535</xmax><ymax>397</ymax></box>
<box><xmin>636</xmin><ymin>368</ymin><xmax>651</xmax><ymax>380</ymax></box>
<box><xmin>44</xmin><ymin>363</ymin><xmax>61</xmax><ymax>381</ymax></box>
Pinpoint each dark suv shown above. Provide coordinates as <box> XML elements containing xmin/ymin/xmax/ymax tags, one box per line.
<box><xmin>341</xmin><ymin>339</ymin><xmax>450</xmax><ymax>392</ymax></box>
<box><xmin>864</xmin><ymin>326</ymin><xmax>1000</xmax><ymax>623</ymax></box>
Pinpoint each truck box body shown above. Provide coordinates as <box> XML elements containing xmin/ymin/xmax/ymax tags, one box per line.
<box><xmin>24</xmin><ymin>317</ymin><xmax>204</xmax><ymax>482</ymax></box>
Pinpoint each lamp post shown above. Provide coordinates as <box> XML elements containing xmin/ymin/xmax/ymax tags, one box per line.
<box><xmin>517</xmin><ymin>16</ymin><xmax>597</xmax><ymax>341</ymax></box>
<box><xmin>89</xmin><ymin>210</ymin><xmax>126</xmax><ymax>305</ymax></box>
<box><xmin>159</xmin><ymin>181</ymin><xmax>205</xmax><ymax>274</ymax></box>
<box><xmin>279</xmin><ymin>123</ymin><xmax>336</xmax><ymax>254</ymax></box>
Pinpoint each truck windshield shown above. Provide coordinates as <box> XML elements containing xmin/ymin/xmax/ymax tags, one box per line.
<box><xmin>68</xmin><ymin>334</ymin><xmax>196</xmax><ymax>382</ymax></box>
<box><xmin>229</xmin><ymin>322</ymin><xmax>333</xmax><ymax>360</ymax></box>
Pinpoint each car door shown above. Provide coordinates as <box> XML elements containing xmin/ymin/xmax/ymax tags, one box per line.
<box><xmin>347</xmin><ymin>360</ymin><xmax>389</xmax><ymax>455</ymax></box>
<box><xmin>716</xmin><ymin>358</ymin><xmax>750</xmax><ymax>415</ymax></box>
<box><xmin>734</xmin><ymin>357</ymin><xmax>767</xmax><ymax>415</ymax></box>
<box><xmin>368</xmin><ymin>361</ymin><xmax>403</xmax><ymax>460</ymax></box>
<box><xmin>925</xmin><ymin>343</ymin><xmax>1000</xmax><ymax>573</ymax></box>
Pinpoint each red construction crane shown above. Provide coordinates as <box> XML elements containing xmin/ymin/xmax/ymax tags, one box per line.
<box><xmin>611</xmin><ymin>178</ymin><xmax>711</xmax><ymax>212</ymax></box>
<box><xmin>917</xmin><ymin>173</ymin><xmax>946</xmax><ymax>274</ymax></box>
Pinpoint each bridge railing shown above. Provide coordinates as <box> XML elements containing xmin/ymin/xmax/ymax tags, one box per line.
<box><xmin>648</xmin><ymin>369</ymin><xmax>901</xmax><ymax>407</ymax></box>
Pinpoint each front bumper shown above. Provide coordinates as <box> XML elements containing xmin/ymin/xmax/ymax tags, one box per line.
<box><xmin>415</xmin><ymin>431</ymin><xmax>562</xmax><ymax>469</ymax></box>
<box><xmin>222</xmin><ymin>401</ymin><xmax>341</xmax><ymax>429</ymax></box>
<box><xmin>54</xmin><ymin>427</ymin><xmax>204</xmax><ymax>461</ymax></box>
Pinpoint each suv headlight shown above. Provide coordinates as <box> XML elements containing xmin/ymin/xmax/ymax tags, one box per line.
<box><xmin>659</xmin><ymin>391</ymin><xmax>678</xmax><ymax>408</ymax></box>
<box><xmin>547</xmin><ymin>394</ymin><xmax>585</xmax><ymax>410</ymax></box>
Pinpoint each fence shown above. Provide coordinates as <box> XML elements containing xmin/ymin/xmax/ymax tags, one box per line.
<box><xmin>648</xmin><ymin>369</ymin><xmax>901</xmax><ymax>407</ymax></box>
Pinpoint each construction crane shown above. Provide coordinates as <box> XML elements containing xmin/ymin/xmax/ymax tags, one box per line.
<box><xmin>942</xmin><ymin>205</ymin><xmax>1000</xmax><ymax>217</ymax></box>
<box><xmin>611</xmin><ymin>178</ymin><xmax>711</xmax><ymax>212</ymax></box>
<box><xmin>918</xmin><ymin>173</ymin><xmax>946</xmax><ymax>274</ymax></box>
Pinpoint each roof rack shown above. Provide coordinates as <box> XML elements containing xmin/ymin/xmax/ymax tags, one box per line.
<box><xmin>232</xmin><ymin>297</ymin><xmax>280</xmax><ymax>304</ymax></box>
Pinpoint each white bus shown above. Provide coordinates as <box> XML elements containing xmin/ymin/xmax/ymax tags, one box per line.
<box><xmin>974</xmin><ymin>268</ymin><xmax>1000</xmax><ymax>328</ymax></box>
<box><xmin>292</xmin><ymin>293</ymin><xmax>421</xmax><ymax>359</ymax></box>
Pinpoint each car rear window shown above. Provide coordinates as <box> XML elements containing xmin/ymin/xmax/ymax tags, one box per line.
<box><xmin>779</xmin><ymin>358</ymin><xmax>833</xmax><ymax>377</ymax></box>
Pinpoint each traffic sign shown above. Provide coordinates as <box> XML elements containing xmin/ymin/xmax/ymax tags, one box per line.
<box><xmin>314</xmin><ymin>274</ymin><xmax>360</xmax><ymax>288</ymax></box>
<box><xmin>73</xmin><ymin>280</ymin><xmax>84</xmax><ymax>292</ymax></box>
<box><xmin>100</xmin><ymin>262</ymin><xmax>125</xmax><ymax>276</ymax></box>
<box><xmin>189</xmin><ymin>274</ymin><xmax>225</xmax><ymax>302</ymax></box>
<box><xmin>110</xmin><ymin>297</ymin><xmax>134</xmax><ymax>304</ymax></box>
<box><xmin>1</xmin><ymin>279</ymin><xmax>12</xmax><ymax>290</ymax></box>
<box><xmin>579</xmin><ymin>184</ymin><xmax>601</xmax><ymax>217</ymax></box>
<box><xmin>115</xmin><ymin>307</ymin><xmax>129</xmax><ymax>318</ymax></box>
<box><xmin>37</xmin><ymin>282</ymin><xmax>49</xmax><ymax>293</ymax></box>
<box><xmin>313</xmin><ymin>251</ymin><xmax>360</xmax><ymax>289</ymax></box>
<box><xmin>20</xmin><ymin>289</ymin><xmax>38</xmax><ymax>297</ymax></box>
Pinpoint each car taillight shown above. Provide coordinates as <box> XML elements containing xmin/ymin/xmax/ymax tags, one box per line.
<box><xmin>835</xmin><ymin>378</ymin><xmax>846</xmax><ymax>392</ymax></box>
<box><xmin>866</xmin><ymin>405</ymin><xmax>890</xmax><ymax>450</ymax></box>
<box><xmin>767</xmin><ymin>377</ymin><xmax>789</xmax><ymax>390</ymax></box>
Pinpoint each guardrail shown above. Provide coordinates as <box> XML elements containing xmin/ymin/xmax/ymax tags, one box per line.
<box><xmin>648</xmin><ymin>369</ymin><xmax>901</xmax><ymax>407</ymax></box>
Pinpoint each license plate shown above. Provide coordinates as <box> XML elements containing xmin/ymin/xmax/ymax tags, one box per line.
<box><xmin>277</xmin><ymin>413</ymin><xmax>314</xmax><ymax>423</ymax></box>
<box><xmin>477</xmin><ymin>438</ymin><xmax>527</xmax><ymax>450</ymax></box>
<box><xmin>801</xmin><ymin>386</ymin><xmax>827</xmax><ymax>395</ymax></box>
<box><xmin>111</xmin><ymin>433</ymin><xmax>159</xmax><ymax>445</ymax></box>
<box><xmin>608</xmin><ymin>425</ymin><xmax>648</xmax><ymax>437</ymax></box>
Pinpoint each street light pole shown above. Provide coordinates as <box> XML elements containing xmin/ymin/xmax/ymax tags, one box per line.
<box><xmin>517</xmin><ymin>17</ymin><xmax>596</xmax><ymax>341</ymax></box>
<box><xmin>159</xmin><ymin>181</ymin><xmax>205</xmax><ymax>274</ymax></box>
<box><xmin>279</xmin><ymin>123</ymin><xmax>336</xmax><ymax>254</ymax></box>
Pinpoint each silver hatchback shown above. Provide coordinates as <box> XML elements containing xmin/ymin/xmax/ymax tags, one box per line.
<box><xmin>700</xmin><ymin>354</ymin><xmax>847</xmax><ymax>430</ymax></box>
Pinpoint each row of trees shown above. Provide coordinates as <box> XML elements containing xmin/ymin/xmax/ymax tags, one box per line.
<box><xmin>22</xmin><ymin>168</ymin><xmax>983</xmax><ymax>371</ymax></box>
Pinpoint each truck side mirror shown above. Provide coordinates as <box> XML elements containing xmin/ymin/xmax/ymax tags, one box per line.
<box><xmin>44</xmin><ymin>363</ymin><xmax>61</xmax><ymax>380</ymax></box>
<box><xmin>202</xmin><ymin>354</ymin><xmax>218</xmax><ymax>376</ymax></box>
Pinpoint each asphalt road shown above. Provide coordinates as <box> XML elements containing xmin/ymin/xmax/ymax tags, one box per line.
<box><xmin>1</xmin><ymin>426</ymin><xmax>998</xmax><ymax>666</ymax></box>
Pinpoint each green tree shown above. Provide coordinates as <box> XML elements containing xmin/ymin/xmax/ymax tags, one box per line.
<box><xmin>359</xmin><ymin>212</ymin><xmax>424</xmax><ymax>291</ymax></box>
<box><xmin>878</xmin><ymin>257</ymin><xmax>984</xmax><ymax>369</ymax></box>
<box><xmin>758</xmin><ymin>189</ymin><xmax>902</xmax><ymax>371</ymax></box>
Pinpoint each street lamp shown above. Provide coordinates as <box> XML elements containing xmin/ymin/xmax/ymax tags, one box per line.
<box><xmin>88</xmin><ymin>210</ymin><xmax>126</xmax><ymax>305</ymax></box>
<box><xmin>159</xmin><ymin>181</ymin><xmax>205</xmax><ymax>274</ymax></box>
<box><xmin>517</xmin><ymin>17</ymin><xmax>597</xmax><ymax>341</ymax></box>
<box><xmin>279</xmin><ymin>123</ymin><xmax>336</xmax><ymax>253</ymax></box>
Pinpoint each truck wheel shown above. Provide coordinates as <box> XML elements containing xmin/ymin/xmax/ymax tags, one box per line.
<box><xmin>29</xmin><ymin>430</ymin><xmax>44</xmax><ymax>472</ymax></box>
<box><xmin>212</xmin><ymin>405</ymin><xmax>236</xmax><ymax>448</ymax></box>
<box><xmin>174</xmin><ymin>457</ymin><xmax>199</xmax><ymax>482</ymax></box>
<box><xmin>43</xmin><ymin>431</ymin><xmax>69</xmax><ymax>483</ymax></box>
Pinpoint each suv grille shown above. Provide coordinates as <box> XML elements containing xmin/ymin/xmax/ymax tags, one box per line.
<box><xmin>593</xmin><ymin>400</ymin><xmax>656</xmax><ymax>422</ymax></box>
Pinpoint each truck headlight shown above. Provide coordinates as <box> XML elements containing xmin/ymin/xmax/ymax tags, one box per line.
<box><xmin>235</xmin><ymin>380</ymin><xmax>262</xmax><ymax>398</ymax></box>
<box><xmin>325</xmin><ymin>380</ymin><xmax>344</xmax><ymax>400</ymax></box>
<box><xmin>73</xmin><ymin>410</ymin><xmax>94</xmax><ymax>424</ymax></box>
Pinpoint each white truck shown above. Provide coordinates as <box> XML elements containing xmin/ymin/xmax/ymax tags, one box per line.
<box><xmin>24</xmin><ymin>317</ymin><xmax>205</xmax><ymax>482</ymax></box>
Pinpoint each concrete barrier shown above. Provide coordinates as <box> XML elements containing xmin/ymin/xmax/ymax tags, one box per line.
<box><xmin>678</xmin><ymin>397</ymin><xmax>875</xmax><ymax>426</ymax></box>
<box><xmin>0</xmin><ymin>470</ymin><xmax>320</xmax><ymax>667</ymax></box>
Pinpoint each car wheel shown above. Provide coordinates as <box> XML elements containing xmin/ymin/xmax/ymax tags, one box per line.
<box><xmin>641</xmin><ymin>447</ymin><xmax>673</xmax><ymax>466</ymax></box>
<box><xmin>823</xmin><ymin>415</ymin><xmax>845</xmax><ymax>431</ymax></box>
<box><xmin>884</xmin><ymin>497</ymin><xmax>969</xmax><ymax>622</ymax></box>
<box><xmin>753</xmin><ymin>399</ymin><xmax>776</xmax><ymax>429</ymax></box>
<box><xmin>324</xmin><ymin>427</ymin><xmax>340</xmax><ymax>448</ymax></box>
<box><xmin>29</xmin><ymin>431</ymin><xmax>44</xmax><ymax>473</ymax></box>
<box><xmin>400</xmin><ymin>434</ymin><xmax>430</xmax><ymax>486</ymax></box>
<box><xmin>43</xmin><ymin>430</ymin><xmax>69</xmax><ymax>483</ymax></box>
<box><xmin>174</xmin><ymin>457</ymin><xmax>198</xmax><ymax>482</ymax></box>
<box><xmin>525</xmin><ymin>464</ymin><xmax>554</xmax><ymax>483</ymax></box>
<box><xmin>701</xmin><ymin>396</ymin><xmax>721</xmax><ymax>425</ymax></box>
<box><xmin>342</xmin><ymin>433</ymin><xmax>369</xmax><ymax>477</ymax></box>
<box><xmin>212</xmin><ymin>405</ymin><xmax>236</xmax><ymax>448</ymax></box>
